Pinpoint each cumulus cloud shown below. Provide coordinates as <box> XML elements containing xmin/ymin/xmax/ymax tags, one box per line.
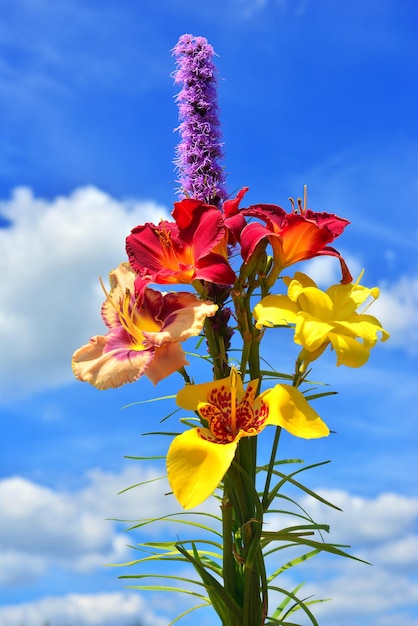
<box><xmin>0</xmin><ymin>186</ymin><xmax>170</xmax><ymax>399</ymax></box>
<box><xmin>373</xmin><ymin>275</ymin><xmax>418</xmax><ymax>354</ymax></box>
<box><xmin>265</xmin><ymin>488</ymin><xmax>418</xmax><ymax>625</ymax></box>
<box><xmin>2</xmin><ymin>465</ymin><xmax>418</xmax><ymax>624</ymax></box>
<box><xmin>303</xmin><ymin>251</ymin><xmax>362</xmax><ymax>287</ymax></box>
<box><xmin>0</xmin><ymin>592</ymin><xmax>166</xmax><ymax>626</ymax></box>
<box><xmin>0</xmin><ymin>465</ymin><xmax>181</xmax><ymax>587</ymax></box>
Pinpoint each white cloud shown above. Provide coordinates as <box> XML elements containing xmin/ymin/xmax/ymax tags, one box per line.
<box><xmin>265</xmin><ymin>488</ymin><xmax>418</xmax><ymax>624</ymax></box>
<box><xmin>0</xmin><ymin>592</ymin><xmax>166</xmax><ymax>626</ymax></box>
<box><xmin>373</xmin><ymin>275</ymin><xmax>418</xmax><ymax>354</ymax></box>
<box><xmin>304</xmin><ymin>565</ymin><xmax>418</xmax><ymax>625</ymax></box>
<box><xmin>298</xmin><ymin>489</ymin><xmax>418</xmax><ymax>548</ymax></box>
<box><xmin>0</xmin><ymin>465</ymin><xmax>180</xmax><ymax>587</ymax></box>
<box><xmin>2</xmin><ymin>467</ymin><xmax>418</xmax><ymax>624</ymax></box>
<box><xmin>303</xmin><ymin>251</ymin><xmax>362</xmax><ymax>287</ymax></box>
<box><xmin>0</xmin><ymin>186</ymin><xmax>170</xmax><ymax>399</ymax></box>
<box><xmin>2</xmin><ymin>464</ymin><xmax>225</xmax><ymax>586</ymax></box>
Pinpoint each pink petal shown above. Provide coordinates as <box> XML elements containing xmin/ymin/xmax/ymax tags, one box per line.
<box><xmin>72</xmin><ymin>334</ymin><xmax>154</xmax><ymax>390</ymax></box>
<box><xmin>144</xmin><ymin>295</ymin><xmax>218</xmax><ymax>346</ymax></box>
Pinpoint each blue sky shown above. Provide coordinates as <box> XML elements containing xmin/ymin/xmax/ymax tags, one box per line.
<box><xmin>1</xmin><ymin>0</ymin><xmax>418</xmax><ymax>624</ymax></box>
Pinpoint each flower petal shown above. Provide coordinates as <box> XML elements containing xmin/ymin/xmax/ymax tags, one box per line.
<box><xmin>176</xmin><ymin>374</ymin><xmax>245</xmax><ymax>411</ymax></box>
<box><xmin>145</xmin><ymin>343</ymin><xmax>189</xmax><ymax>384</ymax></box>
<box><xmin>288</xmin><ymin>283</ymin><xmax>333</xmax><ymax>318</ymax></box>
<box><xmin>294</xmin><ymin>312</ymin><xmax>334</xmax><ymax>351</ymax></box>
<box><xmin>144</xmin><ymin>294</ymin><xmax>217</xmax><ymax>346</ymax></box>
<box><xmin>196</xmin><ymin>252</ymin><xmax>237</xmax><ymax>284</ymax></box>
<box><xmin>101</xmin><ymin>263</ymin><xmax>136</xmax><ymax>328</ymax></box>
<box><xmin>328</xmin><ymin>332</ymin><xmax>372</xmax><ymax>367</ymax></box>
<box><xmin>167</xmin><ymin>428</ymin><xmax>237</xmax><ymax>509</ymax></box>
<box><xmin>72</xmin><ymin>333</ymin><xmax>154</xmax><ymax>389</ymax></box>
<box><xmin>253</xmin><ymin>295</ymin><xmax>298</xmax><ymax>329</ymax></box>
<box><xmin>261</xmin><ymin>384</ymin><xmax>330</xmax><ymax>439</ymax></box>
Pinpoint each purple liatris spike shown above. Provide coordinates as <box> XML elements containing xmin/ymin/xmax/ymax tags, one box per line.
<box><xmin>172</xmin><ymin>34</ymin><xmax>227</xmax><ymax>208</ymax></box>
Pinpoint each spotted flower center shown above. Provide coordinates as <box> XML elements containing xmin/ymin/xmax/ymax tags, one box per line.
<box><xmin>197</xmin><ymin>374</ymin><xmax>268</xmax><ymax>443</ymax></box>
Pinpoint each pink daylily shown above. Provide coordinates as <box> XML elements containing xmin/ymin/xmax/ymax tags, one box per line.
<box><xmin>72</xmin><ymin>263</ymin><xmax>218</xmax><ymax>389</ymax></box>
<box><xmin>126</xmin><ymin>198</ymin><xmax>236</xmax><ymax>285</ymax></box>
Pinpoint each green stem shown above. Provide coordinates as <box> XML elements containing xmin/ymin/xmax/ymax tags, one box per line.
<box><xmin>204</xmin><ymin>317</ymin><xmax>230</xmax><ymax>380</ymax></box>
<box><xmin>221</xmin><ymin>486</ymin><xmax>243</xmax><ymax>626</ymax></box>
<box><xmin>261</xmin><ymin>426</ymin><xmax>282</xmax><ymax>511</ymax></box>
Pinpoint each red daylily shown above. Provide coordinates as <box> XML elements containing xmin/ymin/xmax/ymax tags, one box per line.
<box><xmin>222</xmin><ymin>186</ymin><xmax>250</xmax><ymax>245</ymax></box>
<box><xmin>126</xmin><ymin>198</ymin><xmax>236</xmax><ymax>285</ymax></box>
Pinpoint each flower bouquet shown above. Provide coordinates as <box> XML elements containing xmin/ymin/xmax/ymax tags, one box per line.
<box><xmin>72</xmin><ymin>34</ymin><xmax>389</xmax><ymax>626</ymax></box>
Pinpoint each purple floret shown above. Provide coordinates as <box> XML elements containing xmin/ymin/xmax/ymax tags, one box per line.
<box><xmin>172</xmin><ymin>34</ymin><xmax>227</xmax><ymax>208</ymax></box>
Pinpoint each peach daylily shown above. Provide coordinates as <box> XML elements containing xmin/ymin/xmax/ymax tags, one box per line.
<box><xmin>72</xmin><ymin>263</ymin><xmax>218</xmax><ymax>389</ymax></box>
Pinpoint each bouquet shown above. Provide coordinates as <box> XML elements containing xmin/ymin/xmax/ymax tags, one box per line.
<box><xmin>72</xmin><ymin>34</ymin><xmax>389</xmax><ymax>626</ymax></box>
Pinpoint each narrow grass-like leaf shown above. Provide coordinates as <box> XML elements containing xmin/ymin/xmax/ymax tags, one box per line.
<box><xmin>268</xmin><ymin>585</ymin><xmax>319</xmax><ymax>626</ymax></box>
<box><xmin>176</xmin><ymin>542</ymin><xmax>243</xmax><ymax>623</ymax></box>
<box><xmin>117</xmin><ymin>475</ymin><xmax>166</xmax><ymax>495</ymax></box>
<box><xmin>123</xmin><ymin>512</ymin><xmax>222</xmax><ymax>537</ymax></box>
<box><xmin>267</xmin><ymin>549</ymin><xmax>320</xmax><ymax>583</ymax></box>
<box><xmin>168</xmin><ymin>602</ymin><xmax>211</xmax><ymax>625</ymax></box>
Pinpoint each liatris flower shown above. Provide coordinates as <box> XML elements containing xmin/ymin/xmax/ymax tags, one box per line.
<box><xmin>172</xmin><ymin>34</ymin><xmax>227</xmax><ymax>208</ymax></box>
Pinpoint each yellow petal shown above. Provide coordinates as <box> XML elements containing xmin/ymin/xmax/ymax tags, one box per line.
<box><xmin>167</xmin><ymin>428</ymin><xmax>237</xmax><ymax>509</ymax></box>
<box><xmin>253</xmin><ymin>295</ymin><xmax>298</xmax><ymax>329</ymax></box>
<box><xmin>328</xmin><ymin>332</ymin><xmax>371</xmax><ymax>367</ymax></box>
<box><xmin>176</xmin><ymin>372</ymin><xmax>244</xmax><ymax>411</ymax></box>
<box><xmin>292</xmin><ymin>285</ymin><xmax>333</xmax><ymax>319</ymax></box>
<box><xmin>294</xmin><ymin>312</ymin><xmax>333</xmax><ymax>351</ymax></box>
<box><xmin>261</xmin><ymin>384</ymin><xmax>329</xmax><ymax>439</ymax></box>
<box><xmin>283</xmin><ymin>272</ymin><xmax>318</xmax><ymax>289</ymax></box>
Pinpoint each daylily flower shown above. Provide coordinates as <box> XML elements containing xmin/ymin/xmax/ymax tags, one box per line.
<box><xmin>72</xmin><ymin>263</ymin><xmax>218</xmax><ymax>389</ymax></box>
<box><xmin>221</xmin><ymin>188</ymin><xmax>352</xmax><ymax>284</ymax></box>
<box><xmin>240</xmin><ymin>204</ymin><xmax>352</xmax><ymax>285</ymax></box>
<box><xmin>126</xmin><ymin>198</ymin><xmax>236</xmax><ymax>285</ymax></box>
<box><xmin>254</xmin><ymin>272</ymin><xmax>389</xmax><ymax>368</ymax></box>
<box><xmin>167</xmin><ymin>369</ymin><xmax>329</xmax><ymax>509</ymax></box>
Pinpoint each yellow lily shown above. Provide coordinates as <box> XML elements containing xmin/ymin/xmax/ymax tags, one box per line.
<box><xmin>254</xmin><ymin>272</ymin><xmax>389</xmax><ymax>368</ymax></box>
<box><xmin>167</xmin><ymin>369</ymin><xmax>329</xmax><ymax>509</ymax></box>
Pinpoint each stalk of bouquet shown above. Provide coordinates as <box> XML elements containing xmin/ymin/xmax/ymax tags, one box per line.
<box><xmin>72</xmin><ymin>34</ymin><xmax>389</xmax><ymax>626</ymax></box>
